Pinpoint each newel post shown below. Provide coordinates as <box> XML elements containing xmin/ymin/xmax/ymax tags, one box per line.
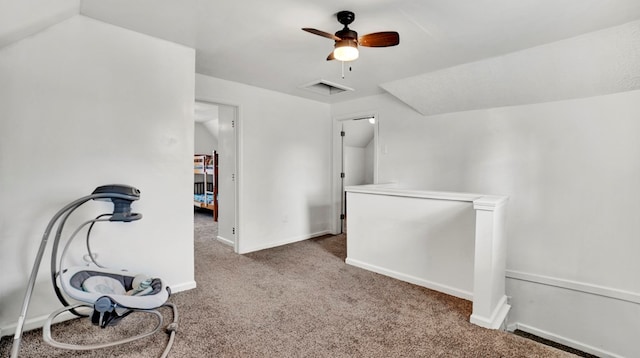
<box><xmin>470</xmin><ymin>195</ymin><xmax>510</xmax><ymax>329</ymax></box>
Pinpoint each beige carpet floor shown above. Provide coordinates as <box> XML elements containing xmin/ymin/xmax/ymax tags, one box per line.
<box><xmin>1</xmin><ymin>210</ymin><xmax>577</xmax><ymax>357</ymax></box>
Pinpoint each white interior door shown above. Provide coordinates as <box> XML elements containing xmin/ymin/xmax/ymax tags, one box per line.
<box><xmin>340</xmin><ymin>116</ymin><xmax>376</xmax><ymax>233</ymax></box>
<box><xmin>217</xmin><ymin>104</ymin><xmax>237</xmax><ymax>247</ymax></box>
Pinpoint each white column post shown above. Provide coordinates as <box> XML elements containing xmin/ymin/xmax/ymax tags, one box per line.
<box><xmin>470</xmin><ymin>195</ymin><xmax>510</xmax><ymax>329</ymax></box>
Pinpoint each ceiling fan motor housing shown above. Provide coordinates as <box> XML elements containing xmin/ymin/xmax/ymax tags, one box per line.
<box><xmin>337</xmin><ymin>10</ymin><xmax>355</xmax><ymax>26</ymax></box>
<box><xmin>335</xmin><ymin>28</ymin><xmax>358</xmax><ymax>40</ymax></box>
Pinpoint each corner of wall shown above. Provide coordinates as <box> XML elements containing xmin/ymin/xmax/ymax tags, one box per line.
<box><xmin>0</xmin><ymin>0</ymin><xmax>80</xmax><ymax>49</ymax></box>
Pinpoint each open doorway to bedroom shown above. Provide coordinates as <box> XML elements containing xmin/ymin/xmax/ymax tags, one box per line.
<box><xmin>194</xmin><ymin>100</ymin><xmax>238</xmax><ymax>251</ymax></box>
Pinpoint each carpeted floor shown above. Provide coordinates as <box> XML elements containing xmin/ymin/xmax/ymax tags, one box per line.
<box><xmin>1</xmin><ymin>209</ymin><xmax>578</xmax><ymax>357</ymax></box>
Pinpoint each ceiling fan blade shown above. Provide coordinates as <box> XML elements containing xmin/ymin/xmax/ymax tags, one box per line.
<box><xmin>358</xmin><ymin>31</ymin><xmax>400</xmax><ymax>47</ymax></box>
<box><xmin>326</xmin><ymin>51</ymin><xmax>335</xmax><ymax>61</ymax></box>
<box><xmin>302</xmin><ymin>28</ymin><xmax>341</xmax><ymax>41</ymax></box>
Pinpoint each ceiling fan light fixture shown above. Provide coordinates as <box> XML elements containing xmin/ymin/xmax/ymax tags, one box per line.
<box><xmin>334</xmin><ymin>39</ymin><xmax>359</xmax><ymax>61</ymax></box>
<box><xmin>303</xmin><ymin>11</ymin><xmax>399</xmax><ymax>63</ymax></box>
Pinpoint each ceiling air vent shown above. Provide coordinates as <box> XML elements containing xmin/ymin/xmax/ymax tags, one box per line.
<box><xmin>300</xmin><ymin>80</ymin><xmax>354</xmax><ymax>96</ymax></box>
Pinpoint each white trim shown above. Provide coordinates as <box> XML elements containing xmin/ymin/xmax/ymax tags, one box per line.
<box><xmin>345</xmin><ymin>184</ymin><xmax>485</xmax><ymax>202</ymax></box>
<box><xmin>473</xmin><ymin>195</ymin><xmax>509</xmax><ymax>211</ymax></box>
<box><xmin>194</xmin><ymin>97</ymin><xmax>241</xmax><ymax>255</ymax></box>
<box><xmin>331</xmin><ymin>112</ymin><xmax>380</xmax><ymax>235</ymax></box>
<box><xmin>0</xmin><ymin>311</ymin><xmax>77</xmax><ymax>338</ymax></box>
<box><xmin>169</xmin><ymin>280</ymin><xmax>197</xmax><ymax>293</ymax></box>
<box><xmin>233</xmin><ymin>104</ymin><xmax>241</xmax><ymax>255</ymax></box>
<box><xmin>344</xmin><ymin>187</ymin><xmax>509</xmax><ymax>330</ymax></box>
<box><xmin>0</xmin><ymin>281</ymin><xmax>197</xmax><ymax>339</ymax></box>
<box><xmin>345</xmin><ymin>257</ymin><xmax>473</xmax><ymax>301</ymax></box>
<box><xmin>470</xmin><ymin>295</ymin><xmax>510</xmax><ymax>329</ymax></box>
<box><xmin>216</xmin><ymin>235</ymin><xmax>234</xmax><ymax>246</ymax></box>
<box><xmin>506</xmin><ymin>270</ymin><xmax>640</xmax><ymax>304</ymax></box>
<box><xmin>238</xmin><ymin>230</ymin><xmax>331</xmax><ymax>254</ymax></box>
<box><xmin>509</xmin><ymin>323</ymin><xmax>624</xmax><ymax>358</ymax></box>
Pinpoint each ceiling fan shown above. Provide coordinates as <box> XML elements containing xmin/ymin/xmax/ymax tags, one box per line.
<box><xmin>302</xmin><ymin>10</ymin><xmax>400</xmax><ymax>62</ymax></box>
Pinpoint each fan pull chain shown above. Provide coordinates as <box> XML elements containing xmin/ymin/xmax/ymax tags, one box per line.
<box><xmin>340</xmin><ymin>62</ymin><xmax>354</xmax><ymax>79</ymax></box>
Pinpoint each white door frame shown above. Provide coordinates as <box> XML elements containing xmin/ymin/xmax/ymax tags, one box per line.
<box><xmin>331</xmin><ymin>112</ymin><xmax>379</xmax><ymax>234</ymax></box>
<box><xmin>195</xmin><ymin>98</ymin><xmax>241</xmax><ymax>253</ymax></box>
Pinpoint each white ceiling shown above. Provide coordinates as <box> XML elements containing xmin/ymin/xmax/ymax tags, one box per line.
<box><xmin>38</xmin><ymin>1</ymin><xmax>640</xmax><ymax>103</ymax></box>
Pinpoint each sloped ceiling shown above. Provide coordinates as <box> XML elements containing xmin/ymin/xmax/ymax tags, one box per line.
<box><xmin>343</xmin><ymin>119</ymin><xmax>375</xmax><ymax>148</ymax></box>
<box><xmin>0</xmin><ymin>0</ymin><xmax>80</xmax><ymax>48</ymax></box>
<box><xmin>381</xmin><ymin>19</ymin><xmax>640</xmax><ymax>115</ymax></box>
<box><xmin>79</xmin><ymin>0</ymin><xmax>640</xmax><ymax>105</ymax></box>
<box><xmin>4</xmin><ymin>1</ymin><xmax>640</xmax><ymax>112</ymax></box>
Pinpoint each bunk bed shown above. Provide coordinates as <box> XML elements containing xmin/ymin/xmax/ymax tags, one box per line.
<box><xmin>194</xmin><ymin>152</ymin><xmax>218</xmax><ymax>221</ymax></box>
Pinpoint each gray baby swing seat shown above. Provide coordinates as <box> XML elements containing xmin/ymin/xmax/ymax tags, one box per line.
<box><xmin>10</xmin><ymin>185</ymin><xmax>178</xmax><ymax>358</ymax></box>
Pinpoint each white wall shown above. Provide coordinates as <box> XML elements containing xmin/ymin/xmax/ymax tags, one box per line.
<box><xmin>195</xmin><ymin>74</ymin><xmax>332</xmax><ymax>253</ymax></box>
<box><xmin>0</xmin><ymin>15</ymin><xmax>195</xmax><ymax>336</ymax></box>
<box><xmin>364</xmin><ymin>139</ymin><xmax>374</xmax><ymax>184</ymax></box>
<box><xmin>194</xmin><ymin>122</ymin><xmax>217</xmax><ymax>154</ymax></box>
<box><xmin>346</xmin><ymin>190</ymin><xmax>476</xmax><ymax>299</ymax></box>
<box><xmin>0</xmin><ymin>0</ymin><xmax>79</xmax><ymax>49</ymax></box>
<box><xmin>344</xmin><ymin>146</ymin><xmax>366</xmax><ymax>186</ymax></box>
<box><xmin>342</xmin><ymin>130</ymin><xmax>375</xmax><ymax>186</ymax></box>
<box><xmin>332</xmin><ymin>21</ymin><xmax>640</xmax><ymax>358</ymax></box>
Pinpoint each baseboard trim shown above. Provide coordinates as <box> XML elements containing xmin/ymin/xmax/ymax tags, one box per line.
<box><xmin>470</xmin><ymin>295</ymin><xmax>511</xmax><ymax>329</ymax></box>
<box><xmin>345</xmin><ymin>257</ymin><xmax>473</xmax><ymax>301</ymax></box>
<box><xmin>1</xmin><ymin>310</ymin><xmax>78</xmax><ymax>339</ymax></box>
<box><xmin>1</xmin><ymin>280</ymin><xmax>197</xmax><ymax>339</ymax></box>
<box><xmin>239</xmin><ymin>230</ymin><xmax>331</xmax><ymax>254</ymax></box>
<box><xmin>170</xmin><ymin>280</ymin><xmax>197</xmax><ymax>294</ymax></box>
<box><xmin>506</xmin><ymin>270</ymin><xmax>640</xmax><ymax>304</ymax></box>
<box><xmin>510</xmin><ymin>323</ymin><xmax>623</xmax><ymax>358</ymax></box>
<box><xmin>216</xmin><ymin>235</ymin><xmax>234</xmax><ymax>246</ymax></box>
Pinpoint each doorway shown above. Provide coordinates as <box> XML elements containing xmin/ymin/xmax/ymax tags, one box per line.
<box><xmin>194</xmin><ymin>100</ymin><xmax>239</xmax><ymax>251</ymax></box>
<box><xmin>334</xmin><ymin>114</ymin><xmax>378</xmax><ymax>234</ymax></box>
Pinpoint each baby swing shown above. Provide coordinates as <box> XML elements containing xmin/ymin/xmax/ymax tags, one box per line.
<box><xmin>10</xmin><ymin>185</ymin><xmax>178</xmax><ymax>358</ymax></box>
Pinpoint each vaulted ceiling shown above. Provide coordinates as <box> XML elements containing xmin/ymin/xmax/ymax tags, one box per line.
<box><xmin>4</xmin><ymin>1</ymin><xmax>640</xmax><ymax>104</ymax></box>
<box><xmin>78</xmin><ymin>0</ymin><xmax>640</xmax><ymax>104</ymax></box>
